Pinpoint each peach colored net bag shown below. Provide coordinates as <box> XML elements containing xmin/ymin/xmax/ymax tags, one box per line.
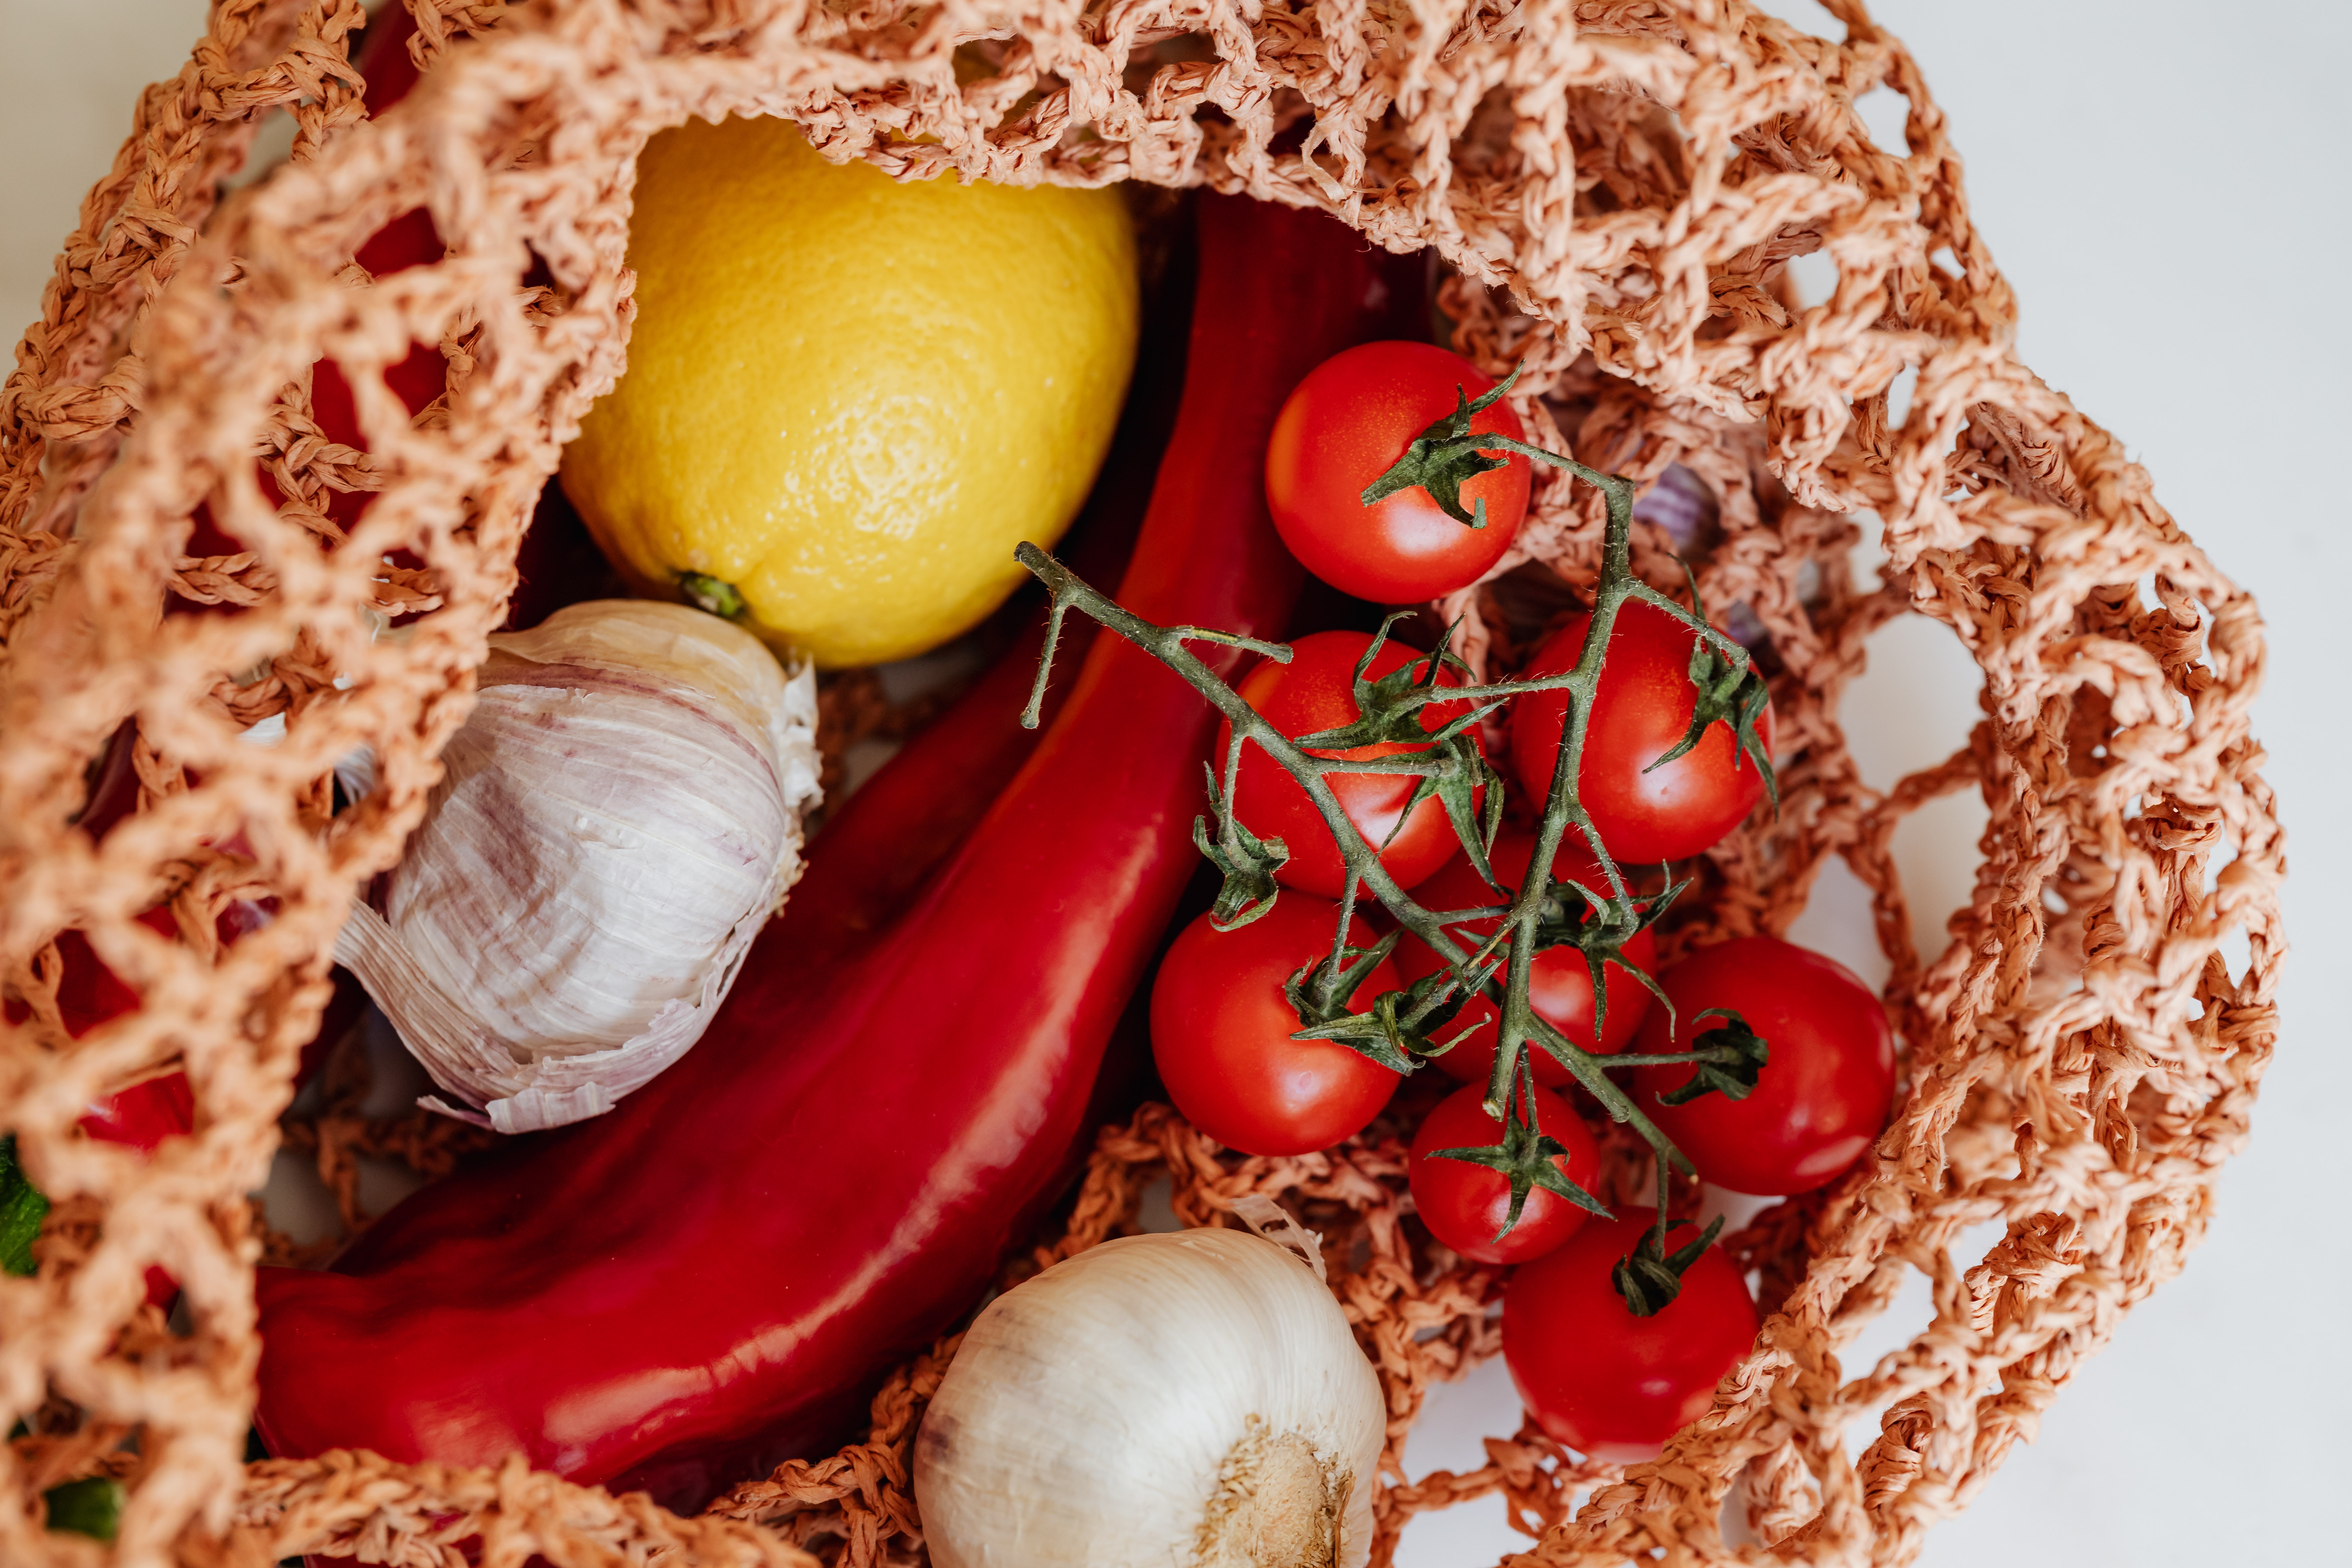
<box><xmin>0</xmin><ymin>0</ymin><xmax>2280</xmax><ymax>1564</ymax></box>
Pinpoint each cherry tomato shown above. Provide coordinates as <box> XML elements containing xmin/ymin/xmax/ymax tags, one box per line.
<box><xmin>1409</xmin><ymin>1082</ymin><xmax>1600</xmax><ymax>1264</ymax></box>
<box><xmin>1391</xmin><ymin>824</ymin><xmax>1657</xmax><ymax>1088</ymax></box>
<box><xmin>1219</xmin><ymin>630</ymin><xmax>1476</xmax><ymax>899</ymax></box>
<box><xmin>1150</xmin><ymin>897</ymin><xmax>1403</xmax><ymax>1156</ymax></box>
<box><xmin>1265</xmin><ymin>342</ymin><xmax>1532</xmax><ymax>603</ymax></box>
<box><xmin>1502</xmin><ymin>1209</ymin><xmax>1759</xmax><ymax>1463</ymax></box>
<box><xmin>1507</xmin><ymin>598</ymin><xmax>1774</xmax><ymax>864</ymax></box>
<box><xmin>1631</xmin><ymin>936</ymin><xmax>1893</xmax><ymax>1196</ymax></box>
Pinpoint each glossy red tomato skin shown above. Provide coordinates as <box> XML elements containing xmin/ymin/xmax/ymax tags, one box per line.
<box><xmin>1392</xmin><ymin>825</ymin><xmax>1656</xmax><ymax>1088</ymax></box>
<box><xmin>1151</xmin><ymin>898</ymin><xmax>1404</xmax><ymax>1157</ymax></box>
<box><xmin>1502</xmin><ymin>1209</ymin><xmax>1760</xmax><ymax>1463</ymax></box>
<box><xmin>1631</xmin><ymin>936</ymin><xmax>1894</xmax><ymax>1196</ymax></box>
<box><xmin>1409</xmin><ymin>1083</ymin><xmax>1600</xmax><ymax>1264</ymax></box>
<box><xmin>1265</xmin><ymin>342</ymin><xmax>1533</xmax><ymax>603</ymax></box>
<box><xmin>1219</xmin><ymin>630</ymin><xmax>1476</xmax><ymax>899</ymax></box>
<box><xmin>1507</xmin><ymin>598</ymin><xmax>1774</xmax><ymax>865</ymax></box>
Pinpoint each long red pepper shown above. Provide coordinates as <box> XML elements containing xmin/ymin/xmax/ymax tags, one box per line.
<box><xmin>12</xmin><ymin>730</ymin><xmax>363</xmax><ymax>1307</ymax></box>
<box><xmin>253</xmin><ymin>194</ymin><xmax>1409</xmax><ymax>1508</ymax></box>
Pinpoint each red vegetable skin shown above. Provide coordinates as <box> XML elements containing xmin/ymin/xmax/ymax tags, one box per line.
<box><xmin>1631</xmin><ymin>936</ymin><xmax>1893</xmax><ymax>1196</ymax></box>
<box><xmin>1408</xmin><ymin>1082</ymin><xmax>1598</xmax><ymax>1264</ymax></box>
<box><xmin>253</xmin><ymin>195</ymin><xmax>1410</xmax><ymax>1509</ymax></box>
<box><xmin>52</xmin><ymin>910</ymin><xmax>201</xmax><ymax>1292</ymax></box>
<box><xmin>1502</xmin><ymin>1209</ymin><xmax>1759</xmax><ymax>1463</ymax></box>
<box><xmin>67</xmin><ymin>724</ymin><xmax>364</xmax><ymax>1090</ymax></box>
<box><xmin>1150</xmin><ymin>900</ymin><xmax>1402</xmax><ymax>1157</ymax></box>
<box><xmin>1391</xmin><ymin>824</ymin><xmax>1656</xmax><ymax>1088</ymax></box>
<box><xmin>1265</xmin><ymin>342</ymin><xmax>1530</xmax><ymax>602</ymax></box>
<box><xmin>47</xmin><ymin>910</ymin><xmax>357</xmax><ymax>1309</ymax></box>
<box><xmin>1508</xmin><ymin>598</ymin><xmax>1774</xmax><ymax>865</ymax></box>
<box><xmin>182</xmin><ymin>3</ymin><xmax>446</xmax><ymax>573</ymax></box>
<box><xmin>50</xmin><ymin>909</ymin><xmax>364</xmax><ymax>1309</ymax></box>
<box><xmin>1219</xmin><ymin>629</ymin><xmax>1475</xmax><ymax>899</ymax></box>
<box><xmin>257</xmin><ymin>4</ymin><xmax>444</xmax><ymax>559</ymax></box>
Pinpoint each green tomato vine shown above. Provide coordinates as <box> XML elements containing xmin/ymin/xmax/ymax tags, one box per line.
<box><xmin>1017</xmin><ymin>369</ymin><xmax>1777</xmax><ymax>1315</ymax></box>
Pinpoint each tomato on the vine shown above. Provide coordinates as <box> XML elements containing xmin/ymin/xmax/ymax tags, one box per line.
<box><xmin>1264</xmin><ymin>342</ymin><xmax>1532</xmax><ymax>603</ymax></box>
<box><xmin>1150</xmin><ymin>897</ymin><xmax>1404</xmax><ymax>1157</ymax></box>
<box><xmin>1502</xmin><ymin>1209</ymin><xmax>1759</xmax><ymax>1463</ymax></box>
<box><xmin>1409</xmin><ymin>1082</ymin><xmax>1600</xmax><ymax>1264</ymax></box>
<box><xmin>1507</xmin><ymin>597</ymin><xmax>1774</xmax><ymax>865</ymax></box>
<box><xmin>1391</xmin><ymin>824</ymin><xmax>1657</xmax><ymax>1088</ymax></box>
<box><xmin>1631</xmin><ymin>936</ymin><xmax>1893</xmax><ymax>1196</ymax></box>
<box><xmin>1219</xmin><ymin>629</ymin><xmax>1476</xmax><ymax>899</ymax></box>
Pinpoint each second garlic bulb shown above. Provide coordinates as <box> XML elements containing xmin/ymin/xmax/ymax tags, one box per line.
<box><xmin>915</xmin><ymin>1223</ymin><xmax>1385</xmax><ymax>1568</ymax></box>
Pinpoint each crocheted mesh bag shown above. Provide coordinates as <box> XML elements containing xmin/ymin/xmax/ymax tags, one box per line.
<box><xmin>0</xmin><ymin>0</ymin><xmax>2281</xmax><ymax>1563</ymax></box>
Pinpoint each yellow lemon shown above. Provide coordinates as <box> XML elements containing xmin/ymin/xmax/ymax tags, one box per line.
<box><xmin>560</xmin><ymin>117</ymin><xmax>1138</xmax><ymax>668</ymax></box>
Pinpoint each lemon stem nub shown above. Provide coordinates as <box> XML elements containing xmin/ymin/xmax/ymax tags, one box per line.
<box><xmin>679</xmin><ymin>572</ymin><xmax>747</xmax><ymax>620</ymax></box>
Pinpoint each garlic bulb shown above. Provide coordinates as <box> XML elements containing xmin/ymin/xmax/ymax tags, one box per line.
<box><xmin>336</xmin><ymin>600</ymin><xmax>821</xmax><ymax>1133</ymax></box>
<box><xmin>915</xmin><ymin>1209</ymin><xmax>1386</xmax><ymax>1568</ymax></box>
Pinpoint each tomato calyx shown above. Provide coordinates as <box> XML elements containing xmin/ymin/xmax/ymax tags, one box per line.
<box><xmin>1646</xmin><ymin>566</ymin><xmax>1778</xmax><ymax>811</ymax></box>
<box><xmin>1288</xmin><ymin>615</ymin><xmax>1477</xmax><ymax>751</ymax></box>
<box><xmin>1288</xmin><ymin>952</ymin><xmax>1479</xmax><ymax>1074</ymax></box>
<box><xmin>1193</xmin><ymin>760</ymin><xmax>1291</xmax><ymax>930</ymax></box>
<box><xmin>1524</xmin><ymin>866</ymin><xmax>1686</xmax><ymax>1052</ymax></box>
<box><xmin>1287</xmin><ymin>615</ymin><xmax>1505</xmax><ymax>887</ymax></box>
<box><xmin>1610</xmin><ymin>1212</ymin><xmax>1727</xmax><ymax>1317</ymax></box>
<box><xmin>1651</xmin><ymin>1008</ymin><xmax>1770</xmax><ymax>1106</ymax></box>
<box><xmin>1425</xmin><ymin>1058</ymin><xmax>1611</xmax><ymax>1242</ymax></box>
<box><xmin>1281</xmin><ymin>931</ymin><xmax>1430</xmax><ymax>1071</ymax></box>
<box><xmin>1358</xmin><ymin>361</ymin><xmax>1534</xmax><ymax>531</ymax></box>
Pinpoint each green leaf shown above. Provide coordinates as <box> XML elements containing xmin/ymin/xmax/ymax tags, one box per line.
<box><xmin>1527</xmin><ymin>864</ymin><xmax>1687</xmax><ymax>1049</ymax></box>
<box><xmin>1284</xmin><ymin>932</ymin><xmax>1402</xmax><ymax>1025</ymax></box>
<box><xmin>1285</xmin><ymin>932</ymin><xmax>1464</xmax><ymax>1076</ymax></box>
<box><xmin>1358</xmin><ymin>364</ymin><xmax>1528</xmax><ymax>529</ymax></box>
<box><xmin>1290</xmin><ymin>1001</ymin><xmax>1420</xmax><ymax>1074</ymax></box>
<box><xmin>1287</xmin><ymin>617</ymin><xmax>1505</xmax><ymax>892</ymax></box>
<box><xmin>1610</xmin><ymin>1213</ymin><xmax>1726</xmax><ymax>1317</ymax></box>
<box><xmin>43</xmin><ymin>1476</ymin><xmax>124</xmax><ymax>1541</ymax></box>
<box><xmin>1289</xmin><ymin>615</ymin><xmax>1484</xmax><ymax>754</ymax></box>
<box><xmin>0</xmin><ymin>1135</ymin><xmax>50</xmax><ymax>1278</ymax></box>
<box><xmin>1657</xmin><ymin>1007</ymin><xmax>1770</xmax><ymax>1106</ymax></box>
<box><xmin>1429</xmin><ymin>1063</ymin><xmax>1611</xmax><ymax>1242</ymax></box>
<box><xmin>1192</xmin><ymin>763</ymin><xmax>1289</xmax><ymax>930</ymax></box>
<box><xmin>1642</xmin><ymin>595</ymin><xmax>1778</xmax><ymax>811</ymax></box>
<box><xmin>1289</xmin><ymin>965</ymin><xmax>1470</xmax><ymax>1075</ymax></box>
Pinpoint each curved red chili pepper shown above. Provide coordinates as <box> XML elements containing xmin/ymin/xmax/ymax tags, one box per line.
<box><xmin>37</xmin><ymin>725</ymin><xmax>366</xmax><ymax>1306</ymax></box>
<box><xmin>181</xmin><ymin>5</ymin><xmax>447</xmax><ymax>569</ymax></box>
<box><xmin>253</xmin><ymin>194</ymin><xmax>1416</xmax><ymax>1507</ymax></box>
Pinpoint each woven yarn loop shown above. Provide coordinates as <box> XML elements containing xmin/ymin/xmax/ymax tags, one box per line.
<box><xmin>0</xmin><ymin>1</ymin><xmax>2280</xmax><ymax>1565</ymax></box>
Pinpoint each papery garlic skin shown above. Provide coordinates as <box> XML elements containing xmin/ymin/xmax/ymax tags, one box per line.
<box><xmin>915</xmin><ymin>1226</ymin><xmax>1385</xmax><ymax>1568</ymax></box>
<box><xmin>336</xmin><ymin>600</ymin><xmax>821</xmax><ymax>1133</ymax></box>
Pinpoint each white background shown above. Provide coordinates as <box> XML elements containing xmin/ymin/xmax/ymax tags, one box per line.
<box><xmin>2</xmin><ymin>1</ymin><xmax>2344</xmax><ymax>1563</ymax></box>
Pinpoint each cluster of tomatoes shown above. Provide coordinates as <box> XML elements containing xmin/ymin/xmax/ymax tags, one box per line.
<box><xmin>1146</xmin><ymin>343</ymin><xmax>1898</xmax><ymax>1462</ymax></box>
